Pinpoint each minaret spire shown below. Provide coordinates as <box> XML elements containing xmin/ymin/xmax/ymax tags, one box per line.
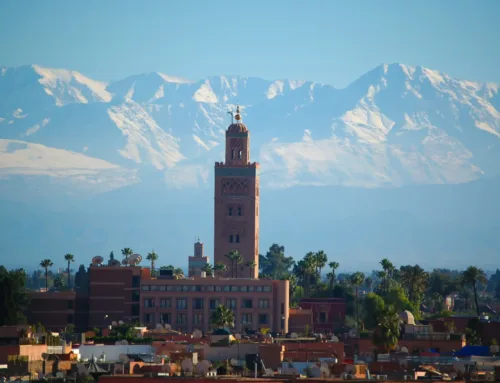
<box><xmin>235</xmin><ymin>105</ymin><xmax>241</xmax><ymax>122</ymax></box>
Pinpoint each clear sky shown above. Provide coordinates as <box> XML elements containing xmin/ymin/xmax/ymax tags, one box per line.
<box><xmin>1</xmin><ymin>0</ymin><xmax>499</xmax><ymax>88</ymax></box>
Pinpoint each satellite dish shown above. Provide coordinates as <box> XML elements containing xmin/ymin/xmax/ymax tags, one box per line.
<box><xmin>130</xmin><ymin>254</ymin><xmax>142</xmax><ymax>265</ymax></box>
<box><xmin>196</xmin><ymin>360</ymin><xmax>209</xmax><ymax>375</ymax></box>
<box><xmin>401</xmin><ymin>346</ymin><xmax>409</xmax><ymax>353</ymax></box>
<box><xmin>115</xmin><ymin>341</ymin><xmax>121</xmax><ymax>345</ymax></box>
<box><xmin>164</xmin><ymin>324</ymin><xmax>171</xmax><ymax>330</ymax></box>
<box><xmin>119</xmin><ymin>354</ymin><xmax>129</xmax><ymax>363</ymax></box>
<box><xmin>156</xmin><ymin>324</ymin><xmax>163</xmax><ymax>330</ymax></box>
<box><xmin>290</xmin><ymin>332</ymin><xmax>298</xmax><ymax>339</ymax></box>
<box><xmin>111</xmin><ymin>321</ymin><xmax>118</xmax><ymax>327</ymax></box>
<box><xmin>331</xmin><ymin>335</ymin><xmax>339</xmax><ymax>342</ymax></box>
<box><xmin>118</xmin><ymin>320</ymin><xmax>124</xmax><ymax>325</ymax></box>
<box><xmin>193</xmin><ymin>329</ymin><xmax>202</xmax><ymax>339</ymax></box>
<box><xmin>92</xmin><ymin>256</ymin><xmax>103</xmax><ymax>265</ymax></box>
<box><xmin>121</xmin><ymin>340</ymin><xmax>128</xmax><ymax>345</ymax></box>
<box><xmin>235</xmin><ymin>333</ymin><xmax>241</xmax><ymax>340</ymax></box>
<box><xmin>230</xmin><ymin>358</ymin><xmax>239</xmax><ymax>366</ymax></box>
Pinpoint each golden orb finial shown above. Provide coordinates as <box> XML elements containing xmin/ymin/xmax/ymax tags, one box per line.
<box><xmin>235</xmin><ymin>105</ymin><xmax>241</xmax><ymax>121</ymax></box>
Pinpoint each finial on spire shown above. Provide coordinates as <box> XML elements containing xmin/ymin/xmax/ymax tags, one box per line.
<box><xmin>235</xmin><ymin>105</ymin><xmax>241</xmax><ymax>121</ymax></box>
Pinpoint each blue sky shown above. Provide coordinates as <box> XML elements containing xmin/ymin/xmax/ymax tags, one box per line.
<box><xmin>1</xmin><ymin>0</ymin><xmax>499</xmax><ymax>88</ymax></box>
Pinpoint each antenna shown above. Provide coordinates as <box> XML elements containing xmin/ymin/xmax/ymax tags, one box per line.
<box><xmin>227</xmin><ymin>110</ymin><xmax>234</xmax><ymax>124</ymax></box>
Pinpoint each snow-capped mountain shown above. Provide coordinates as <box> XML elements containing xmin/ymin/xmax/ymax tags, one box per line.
<box><xmin>1</xmin><ymin>63</ymin><xmax>500</xmax><ymax>194</ymax></box>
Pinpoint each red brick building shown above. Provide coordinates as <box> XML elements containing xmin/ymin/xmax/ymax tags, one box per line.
<box><xmin>87</xmin><ymin>265</ymin><xmax>142</xmax><ymax>329</ymax></box>
<box><xmin>298</xmin><ymin>298</ymin><xmax>346</xmax><ymax>333</ymax></box>
<box><xmin>214</xmin><ymin>106</ymin><xmax>260</xmax><ymax>278</ymax></box>
<box><xmin>26</xmin><ymin>291</ymin><xmax>75</xmax><ymax>331</ymax></box>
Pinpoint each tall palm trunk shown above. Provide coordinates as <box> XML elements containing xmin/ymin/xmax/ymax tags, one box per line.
<box><xmin>67</xmin><ymin>261</ymin><xmax>71</xmax><ymax>290</ymax></box>
<box><xmin>355</xmin><ymin>286</ymin><xmax>360</xmax><ymax>337</ymax></box>
<box><xmin>472</xmin><ymin>283</ymin><xmax>480</xmax><ymax>316</ymax></box>
<box><xmin>235</xmin><ymin>263</ymin><xmax>238</xmax><ymax>278</ymax></box>
<box><xmin>45</xmin><ymin>268</ymin><xmax>48</xmax><ymax>291</ymax></box>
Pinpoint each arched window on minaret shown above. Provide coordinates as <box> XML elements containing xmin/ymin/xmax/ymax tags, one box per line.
<box><xmin>238</xmin><ymin>150</ymin><xmax>242</xmax><ymax>160</ymax></box>
<box><xmin>232</xmin><ymin>150</ymin><xmax>236</xmax><ymax>160</ymax></box>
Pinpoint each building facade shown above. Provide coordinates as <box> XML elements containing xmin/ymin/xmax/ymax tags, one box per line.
<box><xmin>140</xmin><ymin>273</ymin><xmax>289</xmax><ymax>334</ymax></box>
<box><xmin>214</xmin><ymin>107</ymin><xmax>260</xmax><ymax>278</ymax></box>
<box><xmin>298</xmin><ymin>298</ymin><xmax>346</xmax><ymax>333</ymax></box>
<box><xmin>87</xmin><ymin>265</ymin><xmax>142</xmax><ymax>329</ymax></box>
<box><xmin>188</xmin><ymin>240</ymin><xmax>209</xmax><ymax>277</ymax></box>
<box><xmin>26</xmin><ymin>291</ymin><xmax>76</xmax><ymax>332</ymax></box>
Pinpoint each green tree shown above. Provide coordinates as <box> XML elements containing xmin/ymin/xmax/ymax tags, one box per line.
<box><xmin>210</xmin><ymin>305</ymin><xmax>235</xmax><ymax>329</ymax></box>
<box><xmin>350</xmin><ymin>272</ymin><xmax>365</xmax><ymax>336</ymax></box>
<box><xmin>40</xmin><ymin>259</ymin><xmax>53</xmax><ymax>291</ymax></box>
<box><xmin>146</xmin><ymin>251</ymin><xmax>159</xmax><ymax>274</ymax></box>
<box><xmin>461</xmin><ymin>266</ymin><xmax>488</xmax><ymax>316</ymax></box>
<box><xmin>314</xmin><ymin>251</ymin><xmax>328</xmax><ymax>276</ymax></box>
<box><xmin>202</xmin><ymin>263</ymin><xmax>213</xmax><ymax>275</ymax></box>
<box><xmin>379</xmin><ymin>258</ymin><xmax>395</xmax><ymax>294</ymax></box>
<box><xmin>327</xmin><ymin>261</ymin><xmax>340</xmax><ymax>296</ymax></box>
<box><xmin>372</xmin><ymin>306</ymin><xmax>400</xmax><ymax>355</ymax></box>
<box><xmin>363</xmin><ymin>293</ymin><xmax>385</xmax><ymax>329</ymax></box>
<box><xmin>214</xmin><ymin>262</ymin><xmax>227</xmax><ymax>277</ymax></box>
<box><xmin>0</xmin><ymin>267</ymin><xmax>28</xmax><ymax>325</ymax></box>
<box><xmin>234</xmin><ymin>253</ymin><xmax>243</xmax><ymax>278</ymax></box>
<box><xmin>63</xmin><ymin>253</ymin><xmax>75</xmax><ymax>290</ymax></box>
<box><xmin>121</xmin><ymin>248</ymin><xmax>133</xmax><ymax>264</ymax></box>
<box><xmin>246</xmin><ymin>261</ymin><xmax>256</xmax><ymax>278</ymax></box>
<box><xmin>53</xmin><ymin>274</ymin><xmax>65</xmax><ymax>290</ymax></box>
<box><xmin>400</xmin><ymin>264</ymin><xmax>428</xmax><ymax>305</ymax></box>
<box><xmin>259</xmin><ymin>244</ymin><xmax>295</xmax><ymax>279</ymax></box>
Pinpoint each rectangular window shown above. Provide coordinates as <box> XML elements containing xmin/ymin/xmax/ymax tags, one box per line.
<box><xmin>131</xmin><ymin>304</ymin><xmax>139</xmax><ymax>316</ymax></box>
<box><xmin>174</xmin><ymin>286</ymin><xmax>181</xmax><ymax>292</ymax></box>
<box><xmin>144</xmin><ymin>298</ymin><xmax>155</xmax><ymax>308</ymax></box>
<box><xmin>259</xmin><ymin>314</ymin><xmax>268</xmax><ymax>325</ymax></box>
<box><xmin>150</xmin><ymin>285</ymin><xmax>158</xmax><ymax>291</ymax></box>
<box><xmin>237</xmin><ymin>207</ymin><xmax>242</xmax><ymax>216</ymax></box>
<box><xmin>241</xmin><ymin>313</ymin><xmax>252</xmax><ymax>324</ymax></box>
<box><xmin>160</xmin><ymin>313</ymin><xmax>171</xmax><ymax>324</ymax></box>
<box><xmin>67</xmin><ymin>314</ymin><xmax>74</xmax><ymax>323</ymax></box>
<box><xmin>226</xmin><ymin>299</ymin><xmax>237</xmax><ymax>309</ymax></box>
<box><xmin>223</xmin><ymin>285</ymin><xmax>230</xmax><ymax>292</ymax></box>
<box><xmin>159</xmin><ymin>285</ymin><xmax>166</xmax><ymax>291</ymax></box>
<box><xmin>236</xmin><ymin>235</ymin><xmax>240</xmax><ymax>243</ymax></box>
<box><xmin>132</xmin><ymin>276</ymin><xmax>140</xmax><ymax>288</ymax></box>
<box><xmin>264</xmin><ymin>286</ymin><xmax>272</xmax><ymax>292</ymax></box>
<box><xmin>229</xmin><ymin>235</ymin><xmax>233</xmax><ymax>243</ymax></box>
<box><xmin>256</xmin><ymin>286</ymin><xmax>263</xmax><ymax>292</ymax></box>
<box><xmin>68</xmin><ymin>300</ymin><xmax>74</xmax><ymax>309</ymax></box>
<box><xmin>166</xmin><ymin>285</ymin><xmax>173</xmax><ymax>291</ymax></box>
<box><xmin>209</xmin><ymin>299</ymin><xmax>220</xmax><ymax>309</ymax></box>
<box><xmin>228</xmin><ymin>207</ymin><xmax>233</xmax><ymax>216</ymax></box>
<box><xmin>132</xmin><ymin>290</ymin><xmax>140</xmax><ymax>302</ymax></box>
<box><xmin>281</xmin><ymin>303</ymin><xmax>285</xmax><ymax>315</ymax></box>
<box><xmin>160</xmin><ymin>299</ymin><xmax>171</xmax><ymax>308</ymax></box>
<box><xmin>208</xmin><ymin>286</ymin><xmax>215</xmax><ymax>292</ymax></box>
<box><xmin>259</xmin><ymin>299</ymin><xmax>269</xmax><ymax>309</ymax></box>
<box><xmin>193</xmin><ymin>298</ymin><xmax>204</xmax><ymax>310</ymax></box>
<box><xmin>141</xmin><ymin>285</ymin><xmax>150</xmax><ymax>291</ymax></box>
<box><xmin>144</xmin><ymin>313</ymin><xmax>153</xmax><ymax>324</ymax></box>
<box><xmin>176</xmin><ymin>299</ymin><xmax>187</xmax><ymax>310</ymax></box>
<box><xmin>319</xmin><ymin>312</ymin><xmax>327</xmax><ymax>323</ymax></box>
<box><xmin>231</xmin><ymin>286</ymin><xmax>238</xmax><ymax>292</ymax></box>
<box><xmin>193</xmin><ymin>313</ymin><xmax>204</xmax><ymax>325</ymax></box>
<box><xmin>176</xmin><ymin>313</ymin><xmax>187</xmax><ymax>325</ymax></box>
<box><xmin>215</xmin><ymin>286</ymin><xmax>222</xmax><ymax>292</ymax></box>
<box><xmin>182</xmin><ymin>286</ymin><xmax>189</xmax><ymax>292</ymax></box>
<box><xmin>242</xmin><ymin>299</ymin><xmax>253</xmax><ymax>309</ymax></box>
<box><xmin>195</xmin><ymin>285</ymin><xmax>205</xmax><ymax>292</ymax></box>
<box><xmin>248</xmin><ymin>286</ymin><xmax>255</xmax><ymax>292</ymax></box>
<box><xmin>238</xmin><ymin>150</ymin><xmax>242</xmax><ymax>159</ymax></box>
<box><xmin>240</xmin><ymin>286</ymin><xmax>247</xmax><ymax>292</ymax></box>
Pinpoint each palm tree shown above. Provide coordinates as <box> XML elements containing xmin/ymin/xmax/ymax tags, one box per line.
<box><xmin>40</xmin><ymin>259</ymin><xmax>53</xmax><ymax>291</ymax></box>
<box><xmin>380</xmin><ymin>258</ymin><xmax>395</xmax><ymax>293</ymax></box>
<box><xmin>350</xmin><ymin>272</ymin><xmax>365</xmax><ymax>337</ymax></box>
<box><xmin>303</xmin><ymin>253</ymin><xmax>316</xmax><ymax>297</ymax></box>
<box><xmin>121</xmin><ymin>248</ymin><xmax>133</xmax><ymax>264</ymax></box>
<box><xmin>246</xmin><ymin>261</ymin><xmax>257</xmax><ymax>278</ymax></box>
<box><xmin>234</xmin><ymin>253</ymin><xmax>243</xmax><ymax>278</ymax></box>
<box><xmin>63</xmin><ymin>253</ymin><xmax>75</xmax><ymax>290</ymax></box>
<box><xmin>461</xmin><ymin>266</ymin><xmax>488</xmax><ymax>316</ymax></box>
<box><xmin>372</xmin><ymin>307</ymin><xmax>400</xmax><ymax>357</ymax></box>
<box><xmin>400</xmin><ymin>265</ymin><xmax>429</xmax><ymax>304</ymax></box>
<box><xmin>314</xmin><ymin>251</ymin><xmax>328</xmax><ymax>276</ymax></box>
<box><xmin>146</xmin><ymin>251</ymin><xmax>159</xmax><ymax>274</ymax></box>
<box><xmin>202</xmin><ymin>263</ymin><xmax>213</xmax><ymax>276</ymax></box>
<box><xmin>173</xmin><ymin>268</ymin><xmax>184</xmax><ymax>280</ymax></box>
<box><xmin>328</xmin><ymin>261</ymin><xmax>340</xmax><ymax>296</ymax></box>
<box><xmin>214</xmin><ymin>262</ymin><xmax>227</xmax><ymax>277</ymax></box>
<box><xmin>225</xmin><ymin>250</ymin><xmax>241</xmax><ymax>278</ymax></box>
<box><xmin>210</xmin><ymin>305</ymin><xmax>235</xmax><ymax>329</ymax></box>
<box><xmin>365</xmin><ymin>277</ymin><xmax>374</xmax><ymax>292</ymax></box>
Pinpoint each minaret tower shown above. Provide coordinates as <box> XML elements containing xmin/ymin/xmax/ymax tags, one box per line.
<box><xmin>214</xmin><ymin>106</ymin><xmax>260</xmax><ymax>278</ymax></box>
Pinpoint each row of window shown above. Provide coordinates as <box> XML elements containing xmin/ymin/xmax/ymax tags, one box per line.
<box><xmin>228</xmin><ymin>207</ymin><xmax>243</xmax><ymax>216</ymax></box>
<box><xmin>144</xmin><ymin>298</ymin><xmax>270</xmax><ymax>310</ymax></box>
<box><xmin>229</xmin><ymin>234</ymin><xmax>240</xmax><ymax>243</ymax></box>
<box><xmin>141</xmin><ymin>285</ymin><xmax>272</xmax><ymax>293</ymax></box>
<box><xmin>143</xmin><ymin>312</ymin><xmax>269</xmax><ymax>325</ymax></box>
